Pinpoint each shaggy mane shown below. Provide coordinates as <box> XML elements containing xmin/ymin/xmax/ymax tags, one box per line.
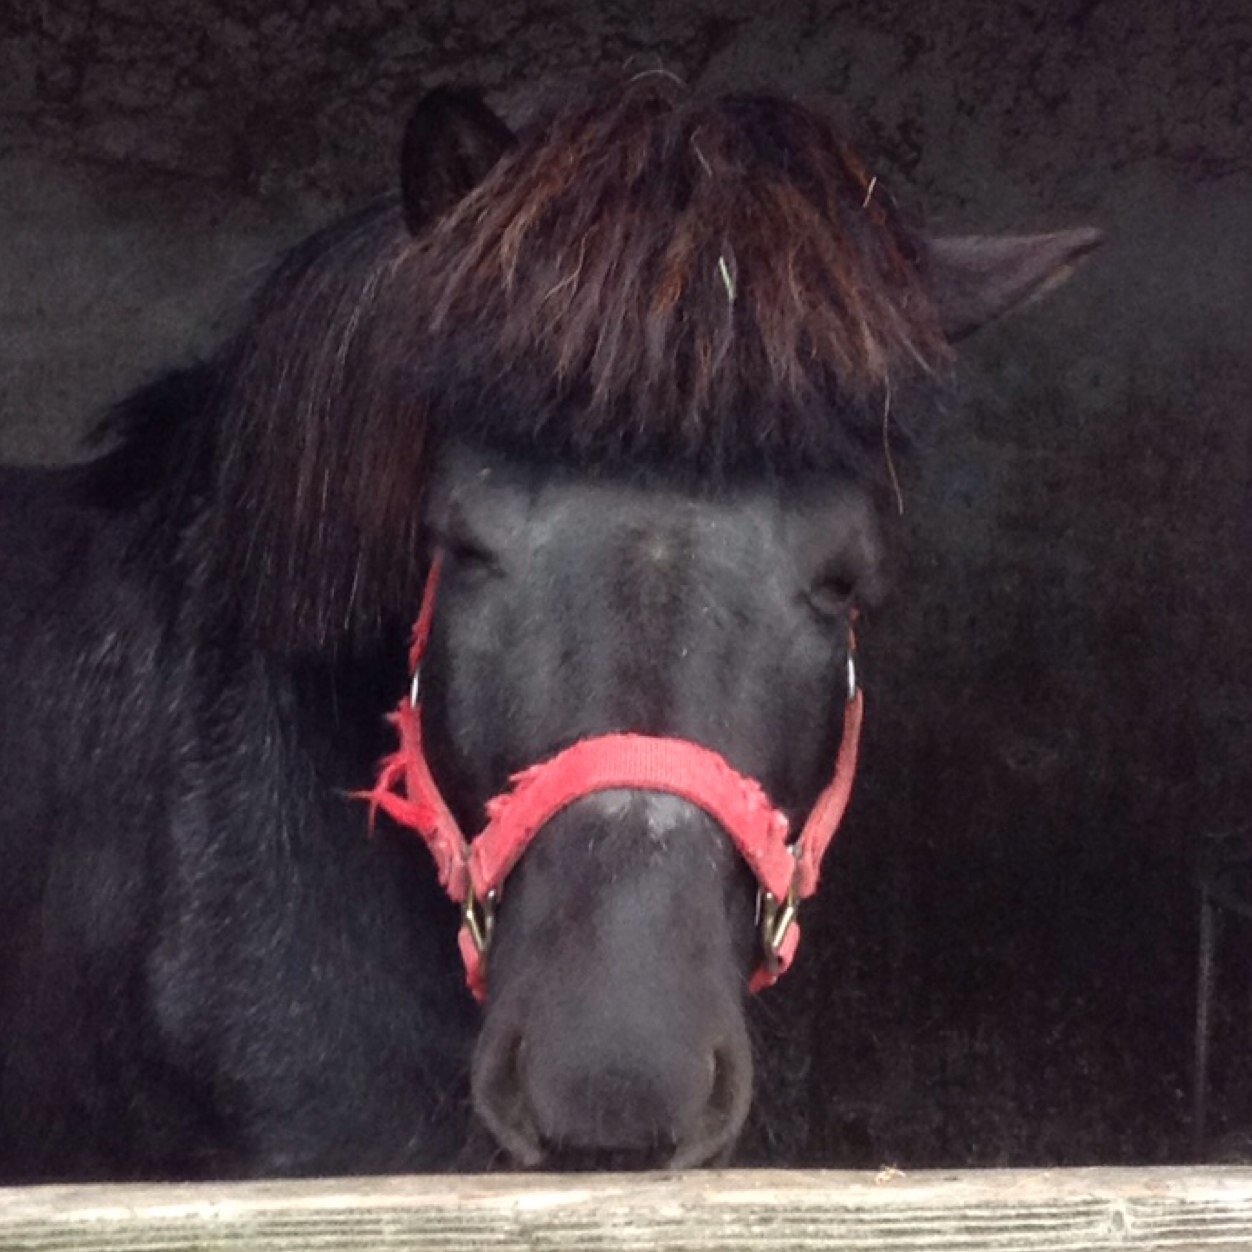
<box><xmin>170</xmin><ymin>76</ymin><xmax>949</xmax><ymax>650</ymax></box>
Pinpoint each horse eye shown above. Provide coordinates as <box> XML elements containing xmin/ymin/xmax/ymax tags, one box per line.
<box><xmin>807</xmin><ymin>569</ymin><xmax>856</xmax><ymax>617</ymax></box>
<box><xmin>445</xmin><ymin>533</ymin><xmax>499</xmax><ymax>572</ymax></box>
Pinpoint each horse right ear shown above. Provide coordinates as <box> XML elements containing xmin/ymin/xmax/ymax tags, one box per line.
<box><xmin>400</xmin><ymin>87</ymin><xmax>515</xmax><ymax>234</ymax></box>
<box><xmin>925</xmin><ymin>228</ymin><xmax>1103</xmax><ymax>340</ymax></box>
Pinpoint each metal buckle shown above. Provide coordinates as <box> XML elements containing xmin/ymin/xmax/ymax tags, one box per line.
<box><xmin>758</xmin><ymin>882</ymin><xmax>800</xmax><ymax>970</ymax></box>
<box><xmin>463</xmin><ymin>885</ymin><xmax>497</xmax><ymax>954</ymax></box>
<box><xmin>409</xmin><ymin>665</ymin><xmax>422</xmax><ymax>708</ymax></box>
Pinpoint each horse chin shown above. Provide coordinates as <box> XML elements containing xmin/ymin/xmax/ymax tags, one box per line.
<box><xmin>470</xmin><ymin>1014</ymin><xmax>755</xmax><ymax>1171</ymax></box>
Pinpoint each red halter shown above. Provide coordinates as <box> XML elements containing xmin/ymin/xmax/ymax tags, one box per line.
<box><xmin>363</xmin><ymin>555</ymin><xmax>864</xmax><ymax>1001</ymax></box>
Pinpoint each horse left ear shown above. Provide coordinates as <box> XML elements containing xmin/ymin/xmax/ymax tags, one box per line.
<box><xmin>400</xmin><ymin>87</ymin><xmax>515</xmax><ymax>234</ymax></box>
<box><xmin>925</xmin><ymin>228</ymin><xmax>1103</xmax><ymax>340</ymax></box>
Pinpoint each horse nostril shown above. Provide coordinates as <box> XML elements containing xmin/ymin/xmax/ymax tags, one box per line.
<box><xmin>472</xmin><ymin>1032</ymin><xmax>543</xmax><ymax>1166</ymax></box>
<box><xmin>667</xmin><ymin>1042</ymin><xmax>752</xmax><ymax>1169</ymax></box>
<box><xmin>708</xmin><ymin>1046</ymin><xmax>737</xmax><ymax>1122</ymax></box>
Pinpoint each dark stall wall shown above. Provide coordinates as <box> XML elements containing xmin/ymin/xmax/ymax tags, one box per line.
<box><xmin>2</xmin><ymin>0</ymin><xmax>1250</xmax><ymax>1166</ymax></box>
<box><xmin>5</xmin><ymin>1</ymin><xmax>1247</xmax><ymax>459</ymax></box>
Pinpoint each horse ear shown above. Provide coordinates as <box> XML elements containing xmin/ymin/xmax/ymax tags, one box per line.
<box><xmin>400</xmin><ymin>87</ymin><xmax>515</xmax><ymax>234</ymax></box>
<box><xmin>925</xmin><ymin>228</ymin><xmax>1103</xmax><ymax>340</ymax></box>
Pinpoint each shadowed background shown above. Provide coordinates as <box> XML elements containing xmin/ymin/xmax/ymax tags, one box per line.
<box><xmin>2</xmin><ymin>0</ymin><xmax>1249</xmax><ymax>1166</ymax></box>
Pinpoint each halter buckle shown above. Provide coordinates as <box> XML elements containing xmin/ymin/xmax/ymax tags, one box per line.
<box><xmin>463</xmin><ymin>885</ymin><xmax>497</xmax><ymax>954</ymax></box>
<box><xmin>758</xmin><ymin>881</ymin><xmax>800</xmax><ymax>970</ymax></box>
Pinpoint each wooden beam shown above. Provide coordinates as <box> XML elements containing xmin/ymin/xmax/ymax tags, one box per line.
<box><xmin>2</xmin><ymin>1167</ymin><xmax>1252</xmax><ymax>1250</ymax></box>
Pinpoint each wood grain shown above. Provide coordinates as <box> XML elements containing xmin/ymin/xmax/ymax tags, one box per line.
<box><xmin>3</xmin><ymin>1167</ymin><xmax>1252</xmax><ymax>1251</ymax></box>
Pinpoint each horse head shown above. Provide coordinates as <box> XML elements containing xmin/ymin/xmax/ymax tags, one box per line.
<box><xmin>212</xmin><ymin>76</ymin><xmax>1099</xmax><ymax>1169</ymax></box>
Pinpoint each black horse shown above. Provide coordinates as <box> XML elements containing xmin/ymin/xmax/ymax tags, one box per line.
<box><xmin>0</xmin><ymin>76</ymin><xmax>1097</xmax><ymax>1180</ymax></box>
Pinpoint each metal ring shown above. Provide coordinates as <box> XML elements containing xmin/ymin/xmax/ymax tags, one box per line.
<box><xmin>409</xmin><ymin>666</ymin><xmax>422</xmax><ymax>707</ymax></box>
<box><xmin>758</xmin><ymin>887</ymin><xmax>799</xmax><ymax>965</ymax></box>
<box><xmin>463</xmin><ymin>887</ymin><xmax>497</xmax><ymax>954</ymax></box>
<box><xmin>846</xmin><ymin>652</ymin><xmax>857</xmax><ymax>701</ymax></box>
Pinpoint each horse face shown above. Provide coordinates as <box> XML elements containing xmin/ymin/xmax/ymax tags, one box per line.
<box><xmin>420</xmin><ymin>440</ymin><xmax>886</xmax><ymax>1167</ymax></box>
<box><xmin>377</xmin><ymin>82</ymin><xmax>1094</xmax><ymax>1174</ymax></box>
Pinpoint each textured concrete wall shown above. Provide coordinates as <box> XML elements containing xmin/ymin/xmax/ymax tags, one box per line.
<box><xmin>2</xmin><ymin>0</ymin><xmax>1250</xmax><ymax>1167</ymax></box>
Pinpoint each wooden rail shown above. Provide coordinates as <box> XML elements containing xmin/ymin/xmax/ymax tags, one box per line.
<box><xmin>2</xmin><ymin>1167</ymin><xmax>1252</xmax><ymax>1250</ymax></box>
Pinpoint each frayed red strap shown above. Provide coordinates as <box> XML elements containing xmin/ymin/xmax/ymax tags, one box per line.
<box><xmin>473</xmin><ymin>734</ymin><xmax>795</xmax><ymax>903</ymax></box>
<box><xmin>361</xmin><ymin>554</ymin><xmax>472</xmax><ymax>900</ymax></box>
<box><xmin>794</xmin><ymin>686</ymin><xmax>863</xmax><ymax>898</ymax></box>
<box><xmin>364</xmin><ymin>701</ymin><xmax>471</xmax><ymax>902</ymax></box>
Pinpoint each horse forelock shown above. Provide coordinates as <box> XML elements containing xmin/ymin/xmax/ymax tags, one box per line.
<box><xmin>207</xmin><ymin>76</ymin><xmax>949</xmax><ymax>651</ymax></box>
<box><xmin>397</xmin><ymin>75</ymin><xmax>950</xmax><ymax>468</ymax></box>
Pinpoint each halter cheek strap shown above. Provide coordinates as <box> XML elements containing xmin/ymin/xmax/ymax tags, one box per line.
<box><xmin>363</xmin><ymin>554</ymin><xmax>864</xmax><ymax>1001</ymax></box>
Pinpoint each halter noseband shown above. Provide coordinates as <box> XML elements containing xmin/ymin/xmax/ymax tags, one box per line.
<box><xmin>363</xmin><ymin>554</ymin><xmax>864</xmax><ymax>1001</ymax></box>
